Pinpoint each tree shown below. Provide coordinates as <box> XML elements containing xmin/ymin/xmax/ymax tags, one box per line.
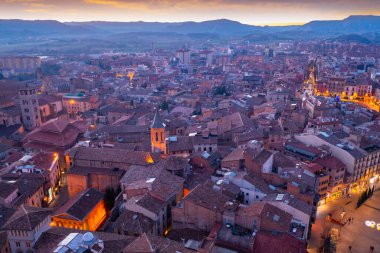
<box><xmin>357</xmin><ymin>187</ymin><xmax>375</xmax><ymax>208</ymax></box>
<box><xmin>41</xmin><ymin>63</ymin><xmax>61</xmax><ymax>76</ymax></box>
<box><xmin>161</xmin><ymin>101</ymin><xmax>169</xmax><ymax>111</ymax></box>
<box><xmin>214</xmin><ymin>86</ymin><xmax>227</xmax><ymax>95</ymax></box>
<box><xmin>104</xmin><ymin>187</ymin><xmax>116</xmax><ymax>212</ymax></box>
<box><xmin>357</xmin><ymin>194</ymin><xmax>363</xmax><ymax>208</ymax></box>
<box><xmin>192</xmin><ymin>109</ymin><xmax>202</xmax><ymax>115</ymax></box>
<box><xmin>365</xmin><ymin>188</ymin><xmax>369</xmax><ymax>199</ymax></box>
<box><xmin>320</xmin><ymin>225</ymin><xmax>338</xmax><ymax>253</ymax></box>
<box><xmin>99</xmin><ymin>62</ymin><xmax>111</xmax><ymax>71</ymax></box>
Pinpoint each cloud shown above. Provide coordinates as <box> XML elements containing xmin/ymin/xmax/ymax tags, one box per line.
<box><xmin>24</xmin><ymin>8</ymin><xmax>49</xmax><ymax>13</ymax></box>
<box><xmin>84</xmin><ymin>0</ymin><xmax>148</xmax><ymax>9</ymax></box>
<box><xmin>4</xmin><ymin>0</ymin><xmax>40</xmax><ymax>2</ymax></box>
<box><xmin>1</xmin><ymin>0</ymin><xmax>380</xmax><ymax>24</ymax></box>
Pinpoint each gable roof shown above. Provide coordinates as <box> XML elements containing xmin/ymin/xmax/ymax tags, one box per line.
<box><xmin>72</xmin><ymin>147</ymin><xmax>154</xmax><ymax>167</ymax></box>
<box><xmin>123</xmin><ymin>233</ymin><xmax>154</xmax><ymax>253</ymax></box>
<box><xmin>123</xmin><ymin>233</ymin><xmax>194</xmax><ymax>253</ymax></box>
<box><xmin>314</xmin><ymin>155</ymin><xmax>345</xmax><ymax>170</ymax></box>
<box><xmin>3</xmin><ymin>205</ymin><xmax>51</xmax><ymax>231</ymax></box>
<box><xmin>121</xmin><ymin>162</ymin><xmax>184</xmax><ymax>202</ymax></box>
<box><xmin>253</xmin><ymin>150</ymin><xmax>273</xmax><ymax>166</ymax></box>
<box><xmin>253</xmin><ymin>231</ymin><xmax>308</xmax><ymax>253</ymax></box>
<box><xmin>53</xmin><ymin>188</ymin><xmax>103</xmax><ymax>221</ymax></box>
<box><xmin>39</xmin><ymin>118</ymin><xmax>69</xmax><ymax>134</ymax></box>
<box><xmin>151</xmin><ymin>111</ymin><xmax>165</xmax><ymax>129</ymax></box>
<box><xmin>184</xmin><ymin>184</ymin><xmax>230</xmax><ymax>213</ymax></box>
<box><xmin>33</xmin><ymin>227</ymin><xmax>135</xmax><ymax>253</ymax></box>
<box><xmin>0</xmin><ymin>206</ymin><xmax>16</xmax><ymax>229</ymax></box>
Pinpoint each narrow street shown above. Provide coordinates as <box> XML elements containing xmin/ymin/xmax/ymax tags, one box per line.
<box><xmin>48</xmin><ymin>173</ymin><xmax>69</xmax><ymax>210</ymax></box>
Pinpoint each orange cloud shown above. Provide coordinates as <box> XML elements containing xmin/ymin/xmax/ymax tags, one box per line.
<box><xmin>83</xmin><ymin>0</ymin><xmax>204</xmax><ymax>11</ymax></box>
<box><xmin>5</xmin><ymin>0</ymin><xmax>44</xmax><ymax>3</ymax></box>
<box><xmin>84</xmin><ymin>0</ymin><xmax>148</xmax><ymax>10</ymax></box>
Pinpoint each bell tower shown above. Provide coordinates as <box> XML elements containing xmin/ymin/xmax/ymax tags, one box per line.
<box><xmin>150</xmin><ymin>110</ymin><xmax>166</xmax><ymax>154</ymax></box>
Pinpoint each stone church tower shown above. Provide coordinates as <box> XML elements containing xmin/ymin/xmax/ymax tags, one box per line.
<box><xmin>150</xmin><ymin>110</ymin><xmax>166</xmax><ymax>154</ymax></box>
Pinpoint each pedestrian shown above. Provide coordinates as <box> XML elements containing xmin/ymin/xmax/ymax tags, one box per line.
<box><xmin>349</xmin><ymin>245</ymin><xmax>352</xmax><ymax>251</ymax></box>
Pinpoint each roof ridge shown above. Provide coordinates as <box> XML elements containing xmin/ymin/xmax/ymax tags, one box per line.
<box><xmin>143</xmin><ymin>233</ymin><xmax>154</xmax><ymax>252</ymax></box>
<box><xmin>21</xmin><ymin>205</ymin><xmax>32</xmax><ymax>230</ymax></box>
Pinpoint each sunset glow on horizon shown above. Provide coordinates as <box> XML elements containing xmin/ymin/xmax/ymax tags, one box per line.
<box><xmin>0</xmin><ymin>0</ymin><xmax>380</xmax><ymax>25</ymax></box>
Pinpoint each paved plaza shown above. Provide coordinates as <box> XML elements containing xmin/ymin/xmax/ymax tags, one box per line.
<box><xmin>309</xmin><ymin>189</ymin><xmax>380</xmax><ymax>253</ymax></box>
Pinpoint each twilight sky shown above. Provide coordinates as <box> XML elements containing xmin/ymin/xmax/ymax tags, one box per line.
<box><xmin>1</xmin><ymin>0</ymin><xmax>380</xmax><ymax>25</ymax></box>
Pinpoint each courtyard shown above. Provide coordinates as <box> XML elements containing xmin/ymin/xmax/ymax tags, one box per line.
<box><xmin>309</xmin><ymin>189</ymin><xmax>380</xmax><ymax>253</ymax></box>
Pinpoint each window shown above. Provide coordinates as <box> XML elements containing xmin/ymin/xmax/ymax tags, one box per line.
<box><xmin>26</xmin><ymin>242</ymin><xmax>31</xmax><ymax>248</ymax></box>
<box><xmin>155</xmin><ymin>132</ymin><xmax>158</xmax><ymax>142</ymax></box>
<box><xmin>16</xmin><ymin>242</ymin><xmax>21</xmax><ymax>248</ymax></box>
<box><xmin>24</xmin><ymin>108</ymin><xmax>29</xmax><ymax>112</ymax></box>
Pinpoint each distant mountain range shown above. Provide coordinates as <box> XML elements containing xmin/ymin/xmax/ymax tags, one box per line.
<box><xmin>67</xmin><ymin>19</ymin><xmax>259</xmax><ymax>36</ymax></box>
<box><xmin>1</xmin><ymin>15</ymin><xmax>380</xmax><ymax>41</ymax></box>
